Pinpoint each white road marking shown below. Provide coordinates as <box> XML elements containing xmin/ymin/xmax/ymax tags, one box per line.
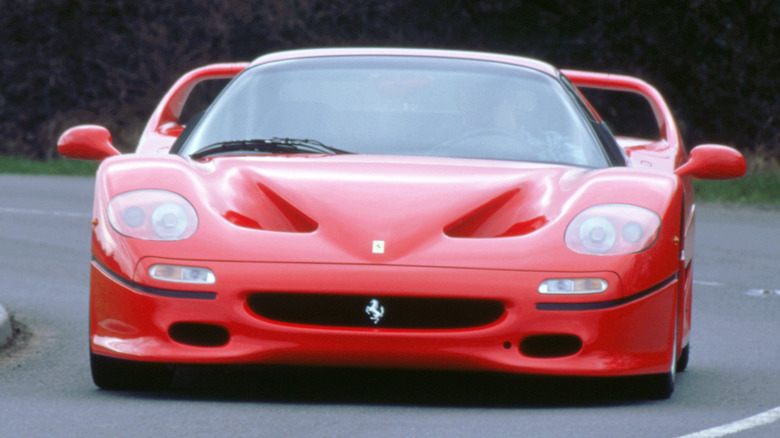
<box><xmin>745</xmin><ymin>289</ymin><xmax>780</xmax><ymax>297</ymax></box>
<box><xmin>694</xmin><ymin>280</ymin><xmax>724</xmax><ymax>287</ymax></box>
<box><xmin>0</xmin><ymin>206</ymin><xmax>90</xmax><ymax>219</ymax></box>
<box><xmin>676</xmin><ymin>406</ymin><xmax>780</xmax><ymax>438</ymax></box>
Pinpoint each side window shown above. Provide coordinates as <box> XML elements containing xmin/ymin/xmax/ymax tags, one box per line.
<box><xmin>559</xmin><ymin>74</ymin><xmax>626</xmax><ymax>167</ymax></box>
<box><xmin>577</xmin><ymin>88</ymin><xmax>659</xmax><ymax>141</ymax></box>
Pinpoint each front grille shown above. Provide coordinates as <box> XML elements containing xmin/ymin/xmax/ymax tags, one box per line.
<box><xmin>247</xmin><ymin>293</ymin><xmax>505</xmax><ymax>329</ymax></box>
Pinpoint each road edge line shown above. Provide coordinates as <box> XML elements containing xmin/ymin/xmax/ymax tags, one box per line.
<box><xmin>676</xmin><ymin>406</ymin><xmax>780</xmax><ymax>438</ymax></box>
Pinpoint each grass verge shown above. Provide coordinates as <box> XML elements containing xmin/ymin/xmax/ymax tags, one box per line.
<box><xmin>694</xmin><ymin>172</ymin><xmax>780</xmax><ymax>205</ymax></box>
<box><xmin>0</xmin><ymin>156</ymin><xmax>98</xmax><ymax>176</ymax></box>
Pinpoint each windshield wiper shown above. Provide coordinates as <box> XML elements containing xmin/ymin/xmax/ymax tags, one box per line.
<box><xmin>190</xmin><ymin>137</ymin><xmax>350</xmax><ymax>159</ymax></box>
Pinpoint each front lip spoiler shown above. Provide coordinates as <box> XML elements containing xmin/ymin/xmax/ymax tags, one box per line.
<box><xmin>536</xmin><ymin>273</ymin><xmax>677</xmax><ymax>311</ymax></box>
<box><xmin>92</xmin><ymin>257</ymin><xmax>217</xmax><ymax>300</ymax></box>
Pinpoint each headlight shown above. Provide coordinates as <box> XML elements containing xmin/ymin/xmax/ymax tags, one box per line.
<box><xmin>107</xmin><ymin>190</ymin><xmax>198</xmax><ymax>241</ymax></box>
<box><xmin>565</xmin><ymin>204</ymin><xmax>660</xmax><ymax>255</ymax></box>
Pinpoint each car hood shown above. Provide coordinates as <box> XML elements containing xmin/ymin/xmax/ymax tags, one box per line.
<box><xmin>206</xmin><ymin>155</ymin><xmax>580</xmax><ymax>237</ymax></box>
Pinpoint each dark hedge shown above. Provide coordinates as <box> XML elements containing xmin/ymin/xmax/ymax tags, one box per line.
<box><xmin>0</xmin><ymin>0</ymin><xmax>777</xmax><ymax>157</ymax></box>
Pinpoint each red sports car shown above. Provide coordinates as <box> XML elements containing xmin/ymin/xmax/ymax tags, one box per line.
<box><xmin>58</xmin><ymin>48</ymin><xmax>745</xmax><ymax>398</ymax></box>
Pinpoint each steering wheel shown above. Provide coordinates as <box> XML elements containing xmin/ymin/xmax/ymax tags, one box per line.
<box><xmin>444</xmin><ymin>128</ymin><xmax>517</xmax><ymax>145</ymax></box>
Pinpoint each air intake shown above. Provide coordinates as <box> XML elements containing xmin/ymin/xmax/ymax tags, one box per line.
<box><xmin>169</xmin><ymin>322</ymin><xmax>230</xmax><ymax>347</ymax></box>
<box><xmin>519</xmin><ymin>334</ymin><xmax>582</xmax><ymax>358</ymax></box>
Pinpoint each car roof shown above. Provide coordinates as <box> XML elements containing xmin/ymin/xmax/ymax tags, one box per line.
<box><xmin>249</xmin><ymin>47</ymin><xmax>560</xmax><ymax>77</ymax></box>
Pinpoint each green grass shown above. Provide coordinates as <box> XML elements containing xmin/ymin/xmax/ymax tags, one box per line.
<box><xmin>0</xmin><ymin>156</ymin><xmax>99</xmax><ymax>176</ymax></box>
<box><xmin>693</xmin><ymin>171</ymin><xmax>780</xmax><ymax>205</ymax></box>
<box><xmin>1</xmin><ymin>156</ymin><xmax>778</xmax><ymax>204</ymax></box>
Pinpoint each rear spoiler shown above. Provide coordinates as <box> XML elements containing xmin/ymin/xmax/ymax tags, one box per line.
<box><xmin>138</xmin><ymin>63</ymin><xmax>249</xmax><ymax>154</ymax></box>
<box><xmin>562</xmin><ymin>70</ymin><xmax>682</xmax><ymax>158</ymax></box>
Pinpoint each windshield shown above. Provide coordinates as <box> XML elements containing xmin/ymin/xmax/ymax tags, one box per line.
<box><xmin>181</xmin><ymin>56</ymin><xmax>609</xmax><ymax>167</ymax></box>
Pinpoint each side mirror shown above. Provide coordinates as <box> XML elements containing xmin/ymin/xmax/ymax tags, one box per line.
<box><xmin>57</xmin><ymin>125</ymin><xmax>121</xmax><ymax>161</ymax></box>
<box><xmin>675</xmin><ymin>144</ymin><xmax>746</xmax><ymax>180</ymax></box>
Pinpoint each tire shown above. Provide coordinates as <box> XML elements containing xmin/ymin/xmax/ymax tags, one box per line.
<box><xmin>90</xmin><ymin>351</ymin><xmax>174</xmax><ymax>390</ymax></box>
<box><xmin>639</xmin><ymin>372</ymin><xmax>675</xmax><ymax>400</ymax></box>
<box><xmin>676</xmin><ymin>344</ymin><xmax>690</xmax><ymax>373</ymax></box>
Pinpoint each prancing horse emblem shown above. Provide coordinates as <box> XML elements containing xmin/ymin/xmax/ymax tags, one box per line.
<box><xmin>365</xmin><ymin>299</ymin><xmax>385</xmax><ymax>324</ymax></box>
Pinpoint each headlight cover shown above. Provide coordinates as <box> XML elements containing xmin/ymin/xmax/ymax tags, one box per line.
<box><xmin>107</xmin><ymin>190</ymin><xmax>198</xmax><ymax>240</ymax></box>
<box><xmin>565</xmin><ymin>204</ymin><xmax>660</xmax><ymax>255</ymax></box>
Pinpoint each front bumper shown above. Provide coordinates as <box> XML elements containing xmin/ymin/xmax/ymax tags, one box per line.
<box><xmin>90</xmin><ymin>258</ymin><xmax>677</xmax><ymax>377</ymax></box>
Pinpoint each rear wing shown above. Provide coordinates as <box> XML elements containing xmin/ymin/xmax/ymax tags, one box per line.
<box><xmin>137</xmin><ymin>63</ymin><xmax>249</xmax><ymax>154</ymax></box>
<box><xmin>562</xmin><ymin>70</ymin><xmax>686</xmax><ymax>170</ymax></box>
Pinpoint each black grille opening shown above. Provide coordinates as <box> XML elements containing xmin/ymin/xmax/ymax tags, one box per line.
<box><xmin>519</xmin><ymin>334</ymin><xmax>582</xmax><ymax>358</ymax></box>
<box><xmin>247</xmin><ymin>293</ymin><xmax>505</xmax><ymax>329</ymax></box>
<box><xmin>169</xmin><ymin>322</ymin><xmax>230</xmax><ymax>347</ymax></box>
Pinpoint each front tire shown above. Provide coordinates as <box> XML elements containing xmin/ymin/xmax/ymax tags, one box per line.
<box><xmin>90</xmin><ymin>351</ymin><xmax>174</xmax><ymax>390</ymax></box>
<box><xmin>676</xmin><ymin>344</ymin><xmax>690</xmax><ymax>373</ymax></box>
<box><xmin>639</xmin><ymin>372</ymin><xmax>675</xmax><ymax>399</ymax></box>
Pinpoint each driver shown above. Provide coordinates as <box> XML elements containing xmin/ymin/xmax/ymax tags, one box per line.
<box><xmin>457</xmin><ymin>80</ymin><xmax>522</xmax><ymax>133</ymax></box>
<box><xmin>448</xmin><ymin>79</ymin><xmax>540</xmax><ymax>161</ymax></box>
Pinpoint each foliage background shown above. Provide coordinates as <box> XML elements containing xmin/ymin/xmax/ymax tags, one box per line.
<box><xmin>0</xmin><ymin>0</ymin><xmax>777</xmax><ymax>157</ymax></box>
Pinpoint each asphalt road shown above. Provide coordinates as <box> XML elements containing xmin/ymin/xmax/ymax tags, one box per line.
<box><xmin>0</xmin><ymin>174</ymin><xmax>778</xmax><ymax>437</ymax></box>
